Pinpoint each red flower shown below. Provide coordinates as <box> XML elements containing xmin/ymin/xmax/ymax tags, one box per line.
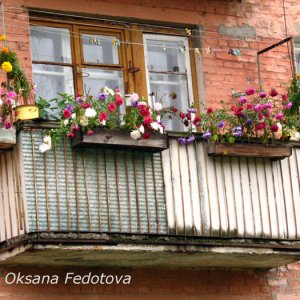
<box><xmin>270</xmin><ymin>124</ymin><xmax>279</xmax><ymax>132</ymax></box>
<box><xmin>116</xmin><ymin>94</ymin><xmax>123</xmax><ymax>106</ymax></box>
<box><xmin>108</xmin><ymin>102</ymin><xmax>116</xmax><ymax>112</ymax></box>
<box><xmin>255</xmin><ymin>122</ymin><xmax>266</xmax><ymax>131</ymax></box>
<box><xmin>81</xmin><ymin>103</ymin><xmax>92</xmax><ymax>109</ymax></box>
<box><xmin>246</xmin><ymin>104</ymin><xmax>253</xmax><ymax>110</ymax></box>
<box><xmin>143</xmin><ymin>116</ymin><xmax>153</xmax><ymax>125</ymax></box>
<box><xmin>72</xmin><ymin>125</ymin><xmax>80</xmax><ymax>131</ymax></box>
<box><xmin>270</xmin><ymin>89</ymin><xmax>278</xmax><ymax>97</ymax></box>
<box><xmin>139</xmin><ymin>108</ymin><xmax>150</xmax><ymax>117</ymax></box>
<box><xmin>64</xmin><ymin>109</ymin><xmax>72</xmax><ymax>119</ymax></box>
<box><xmin>237</xmin><ymin>106</ymin><xmax>244</xmax><ymax>112</ymax></box>
<box><xmin>5</xmin><ymin>121</ymin><xmax>11</xmax><ymax>129</ymax></box>
<box><xmin>172</xmin><ymin>107</ymin><xmax>178</xmax><ymax>113</ymax></box>
<box><xmin>87</xmin><ymin>130</ymin><xmax>94</xmax><ymax>136</ymax></box>
<box><xmin>99</xmin><ymin>112</ymin><xmax>107</xmax><ymax>122</ymax></box>
<box><xmin>143</xmin><ymin>133</ymin><xmax>151</xmax><ymax>139</ymax></box>
<box><xmin>184</xmin><ymin>120</ymin><xmax>189</xmax><ymax>127</ymax></box>
<box><xmin>231</xmin><ymin>105</ymin><xmax>237</xmax><ymax>111</ymax></box>
<box><xmin>258</xmin><ymin>113</ymin><xmax>264</xmax><ymax>120</ymax></box>
<box><xmin>67</xmin><ymin>132</ymin><xmax>75</xmax><ymax>138</ymax></box>
<box><xmin>193</xmin><ymin>115</ymin><xmax>201</xmax><ymax>126</ymax></box>
<box><xmin>179</xmin><ymin>112</ymin><xmax>185</xmax><ymax>119</ymax></box>
<box><xmin>282</xmin><ymin>94</ymin><xmax>288</xmax><ymax>101</ymax></box>
<box><xmin>207</xmin><ymin>108</ymin><xmax>213</xmax><ymax>114</ymax></box>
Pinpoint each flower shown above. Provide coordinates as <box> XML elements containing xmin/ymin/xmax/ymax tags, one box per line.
<box><xmin>99</xmin><ymin>112</ymin><xmax>107</xmax><ymax>122</ymax></box>
<box><xmin>102</xmin><ymin>86</ymin><xmax>115</xmax><ymax>95</ymax></box>
<box><xmin>217</xmin><ymin>121</ymin><xmax>225</xmax><ymax>128</ymax></box>
<box><xmin>63</xmin><ymin>109</ymin><xmax>72</xmax><ymax>119</ymax></box>
<box><xmin>66</xmin><ymin>104</ymin><xmax>74</xmax><ymax>112</ymax></box>
<box><xmin>259</xmin><ymin>91</ymin><xmax>267</xmax><ymax>98</ymax></box>
<box><xmin>172</xmin><ymin>107</ymin><xmax>178</xmax><ymax>113</ymax></box>
<box><xmin>67</xmin><ymin>132</ymin><xmax>75</xmax><ymax>138</ymax></box>
<box><xmin>254</xmin><ymin>104</ymin><xmax>262</xmax><ymax>112</ymax></box>
<box><xmin>138</xmin><ymin>101</ymin><xmax>147</xmax><ymax>107</ymax></box>
<box><xmin>76</xmin><ymin>96</ymin><xmax>84</xmax><ymax>104</ymax></box>
<box><xmin>39</xmin><ymin>135</ymin><xmax>52</xmax><ymax>153</ymax></box>
<box><xmin>150</xmin><ymin>122</ymin><xmax>159</xmax><ymax>131</ymax></box>
<box><xmin>138</xmin><ymin>125</ymin><xmax>145</xmax><ymax>134</ymax></box>
<box><xmin>193</xmin><ymin>116</ymin><xmax>201</xmax><ymax>126</ymax></box>
<box><xmin>130</xmin><ymin>129</ymin><xmax>141</xmax><ymax>140</ymax></box>
<box><xmin>245</xmin><ymin>88</ymin><xmax>256</xmax><ymax>95</ymax></box>
<box><xmin>143</xmin><ymin>133</ymin><xmax>151</xmax><ymax>139</ymax></box>
<box><xmin>2</xmin><ymin>47</ymin><xmax>8</xmax><ymax>54</ymax></box>
<box><xmin>80</xmin><ymin>115</ymin><xmax>89</xmax><ymax>126</ymax></box>
<box><xmin>275</xmin><ymin>112</ymin><xmax>284</xmax><ymax>120</ymax></box>
<box><xmin>98</xmin><ymin>93</ymin><xmax>107</xmax><ymax>101</ymax></box>
<box><xmin>154</xmin><ymin>102</ymin><xmax>163</xmax><ymax>111</ymax></box>
<box><xmin>4</xmin><ymin>121</ymin><xmax>11</xmax><ymax>129</ymax></box>
<box><xmin>239</xmin><ymin>96</ymin><xmax>247</xmax><ymax>104</ymax></box>
<box><xmin>72</xmin><ymin>125</ymin><xmax>80</xmax><ymax>131</ymax></box>
<box><xmin>270</xmin><ymin>89</ymin><xmax>278</xmax><ymax>97</ymax></box>
<box><xmin>132</xmin><ymin>100</ymin><xmax>138</xmax><ymax>107</ymax></box>
<box><xmin>186</xmin><ymin>135</ymin><xmax>195</xmax><ymax>143</ymax></box>
<box><xmin>116</xmin><ymin>94</ymin><xmax>123</xmax><ymax>106</ymax></box>
<box><xmin>270</xmin><ymin>124</ymin><xmax>279</xmax><ymax>132</ymax></box>
<box><xmin>232</xmin><ymin>130</ymin><xmax>242</xmax><ymax>137</ymax></box>
<box><xmin>143</xmin><ymin>116</ymin><xmax>153</xmax><ymax>125</ymax></box>
<box><xmin>0</xmin><ymin>35</ymin><xmax>6</xmax><ymax>41</ymax></box>
<box><xmin>108</xmin><ymin>102</ymin><xmax>116</xmax><ymax>112</ymax></box>
<box><xmin>177</xmin><ymin>137</ymin><xmax>187</xmax><ymax>145</ymax></box>
<box><xmin>2</xmin><ymin>62</ymin><xmax>12</xmax><ymax>73</ymax></box>
<box><xmin>131</xmin><ymin>93</ymin><xmax>139</xmax><ymax>101</ymax></box>
<box><xmin>179</xmin><ymin>112</ymin><xmax>186</xmax><ymax>119</ymax></box>
<box><xmin>86</xmin><ymin>130</ymin><xmax>94</xmax><ymax>136</ymax></box>
<box><xmin>282</xmin><ymin>94</ymin><xmax>288</xmax><ymax>101</ymax></box>
<box><xmin>202</xmin><ymin>132</ymin><xmax>212</xmax><ymax>139</ymax></box>
<box><xmin>284</xmin><ymin>102</ymin><xmax>292</xmax><ymax>110</ymax></box>
<box><xmin>187</xmin><ymin>108</ymin><xmax>197</xmax><ymax>113</ymax></box>
<box><xmin>85</xmin><ymin>108</ymin><xmax>97</xmax><ymax>118</ymax></box>
<box><xmin>207</xmin><ymin>108</ymin><xmax>213</xmax><ymax>114</ymax></box>
<box><xmin>246</xmin><ymin>119</ymin><xmax>252</xmax><ymax>126</ymax></box>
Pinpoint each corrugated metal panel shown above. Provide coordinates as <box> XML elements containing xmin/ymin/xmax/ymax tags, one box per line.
<box><xmin>162</xmin><ymin>140</ymin><xmax>300</xmax><ymax>240</ymax></box>
<box><xmin>0</xmin><ymin>146</ymin><xmax>26</xmax><ymax>242</ymax></box>
<box><xmin>20</xmin><ymin>130</ymin><xmax>168</xmax><ymax>234</ymax></box>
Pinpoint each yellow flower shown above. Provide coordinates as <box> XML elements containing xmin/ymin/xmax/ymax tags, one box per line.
<box><xmin>0</xmin><ymin>35</ymin><xmax>6</xmax><ymax>41</ymax></box>
<box><xmin>2</xmin><ymin>61</ymin><xmax>13</xmax><ymax>73</ymax></box>
<box><xmin>297</xmin><ymin>74</ymin><xmax>300</xmax><ymax>80</ymax></box>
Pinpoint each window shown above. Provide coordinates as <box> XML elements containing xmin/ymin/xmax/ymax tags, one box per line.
<box><xmin>30</xmin><ymin>19</ymin><xmax>198</xmax><ymax>131</ymax></box>
<box><xmin>295</xmin><ymin>42</ymin><xmax>300</xmax><ymax>74</ymax></box>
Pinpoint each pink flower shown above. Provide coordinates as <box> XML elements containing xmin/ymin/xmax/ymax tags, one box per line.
<box><xmin>72</xmin><ymin>125</ymin><xmax>80</xmax><ymax>131</ymax></box>
<box><xmin>87</xmin><ymin>130</ymin><xmax>94</xmax><ymax>136</ymax></box>
<box><xmin>284</xmin><ymin>102</ymin><xmax>292</xmax><ymax>110</ymax></box>
<box><xmin>259</xmin><ymin>91</ymin><xmax>267</xmax><ymax>98</ymax></box>
<box><xmin>4</xmin><ymin>121</ymin><xmax>11</xmax><ymax>129</ymax></box>
<box><xmin>108</xmin><ymin>102</ymin><xmax>116</xmax><ymax>112</ymax></box>
<box><xmin>63</xmin><ymin>109</ymin><xmax>72</xmax><ymax>119</ymax></box>
<box><xmin>67</xmin><ymin>132</ymin><xmax>75</xmax><ymax>138</ymax></box>
<box><xmin>275</xmin><ymin>112</ymin><xmax>284</xmax><ymax>120</ymax></box>
<box><xmin>5</xmin><ymin>98</ymin><xmax>11</xmax><ymax>106</ymax></box>
<box><xmin>245</xmin><ymin>88</ymin><xmax>256</xmax><ymax>96</ymax></box>
<box><xmin>99</xmin><ymin>112</ymin><xmax>107</xmax><ymax>122</ymax></box>
<box><xmin>239</xmin><ymin>96</ymin><xmax>247</xmax><ymax>104</ymax></box>
<box><xmin>143</xmin><ymin>116</ymin><xmax>153</xmax><ymax>125</ymax></box>
<box><xmin>7</xmin><ymin>91</ymin><xmax>16</xmax><ymax>99</ymax></box>
<box><xmin>116</xmin><ymin>94</ymin><xmax>123</xmax><ymax>106</ymax></box>
<box><xmin>253</xmin><ymin>104</ymin><xmax>262</xmax><ymax>112</ymax></box>
<box><xmin>81</xmin><ymin>103</ymin><xmax>92</xmax><ymax>109</ymax></box>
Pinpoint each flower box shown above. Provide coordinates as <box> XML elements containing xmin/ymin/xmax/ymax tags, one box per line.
<box><xmin>0</xmin><ymin>126</ymin><xmax>16</xmax><ymax>151</ymax></box>
<box><xmin>14</xmin><ymin>105</ymin><xmax>39</xmax><ymax>121</ymax></box>
<box><xmin>206</xmin><ymin>142</ymin><xmax>292</xmax><ymax>160</ymax></box>
<box><xmin>72</xmin><ymin>128</ymin><xmax>169</xmax><ymax>152</ymax></box>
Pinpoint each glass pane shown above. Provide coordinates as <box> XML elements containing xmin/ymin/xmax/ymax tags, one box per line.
<box><xmin>33</xmin><ymin>64</ymin><xmax>74</xmax><ymax>116</ymax></box>
<box><xmin>146</xmin><ymin>39</ymin><xmax>187</xmax><ymax>72</ymax></box>
<box><xmin>82</xmin><ymin>68</ymin><xmax>124</xmax><ymax>97</ymax></box>
<box><xmin>30</xmin><ymin>26</ymin><xmax>72</xmax><ymax>63</ymax></box>
<box><xmin>296</xmin><ymin>43</ymin><xmax>300</xmax><ymax>74</ymax></box>
<box><xmin>82</xmin><ymin>34</ymin><xmax>119</xmax><ymax>65</ymax></box>
<box><xmin>149</xmin><ymin>73</ymin><xmax>189</xmax><ymax>132</ymax></box>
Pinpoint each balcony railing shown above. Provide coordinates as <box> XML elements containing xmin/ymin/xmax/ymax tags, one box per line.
<box><xmin>1</xmin><ymin>123</ymin><xmax>300</xmax><ymax>267</ymax></box>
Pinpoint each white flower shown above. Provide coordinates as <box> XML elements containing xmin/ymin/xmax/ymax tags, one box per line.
<box><xmin>159</xmin><ymin>125</ymin><xmax>164</xmax><ymax>134</ymax></box>
<box><xmin>138</xmin><ymin>125</ymin><xmax>145</xmax><ymax>134</ymax></box>
<box><xmin>43</xmin><ymin>135</ymin><xmax>52</xmax><ymax>147</ymax></box>
<box><xmin>156</xmin><ymin>115</ymin><xmax>161</xmax><ymax>122</ymax></box>
<box><xmin>150</xmin><ymin>122</ymin><xmax>159</xmax><ymax>131</ymax></box>
<box><xmin>137</xmin><ymin>101</ymin><xmax>147</xmax><ymax>107</ymax></box>
<box><xmin>11</xmin><ymin>100</ymin><xmax>16</xmax><ymax>108</ymax></box>
<box><xmin>130</xmin><ymin>129</ymin><xmax>141</xmax><ymax>140</ymax></box>
<box><xmin>39</xmin><ymin>135</ymin><xmax>52</xmax><ymax>153</ymax></box>
<box><xmin>80</xmin><ymin>115</ymin><xmax>89</xmax><ymax>126</ymax></box>
<box><xmin>102</xmin><ymin>86</ymin><xmax>115</xmax><ymax>95</ymax></box>
<box><xmin>100</xmin><ymin>120</ymin><xmax>106</xmax><ymax>126</ymax></box>
<box><xmin>190</xmin><ymin>112</ymin><xmax>195</xmax><ymax>122</ymax></box>
<box><xmin>131</xmin><ymin>93</ymin><xmax>139</xmax><ymax>101</ymax></box>
<box><xmin>71</xmin><ymin>113</ymin><xmax>76</xmax><ymax>119</ymax></box>
<box><xmin>154</xmin><ymin>102</ymin><xmax>162</xmax><ymax>111</ymax></box>
<box><xmin>64</xmin><ymin>119</ymin><xmax>69</xmax><ymax>126</ymax></box>
<box><xmin>85</xmin><ymin>107</ymin><xmax>97</xmax><ymax>118</ymax></box>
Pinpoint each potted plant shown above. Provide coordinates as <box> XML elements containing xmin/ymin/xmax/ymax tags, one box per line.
<box><xmin>40</xmin><ymin>87</ymin><xmax>177</xmax><ymax>153</ymax></box>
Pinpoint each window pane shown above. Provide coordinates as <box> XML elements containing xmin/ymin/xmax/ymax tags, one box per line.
<box><xmin>146</xmin><ymin>39</ymin><xmax>187</xmax><ymax>72</ymax></box>
<box><xmin>33</xmin><ymin>64</ymin><xmax>74</xmax><ymax>100</ymax></box>
<box><xmin>82</xmin><ymin>34</ymin><xmax>119</xmax><ymax>65</ymax></box>
<box><xmin>296</xmin><ymin>43</ymin><xmax>300</xmax><ymax>74</ymax></box>
<box><xmin>30</xmin><ymin>26</ymin><xmax>72</xmax><ymax>63</ymax></box>
<box><xmin>149</xmin><ymin>73</ymin><xmax>189</xmax><ymax>132</ymax></box>
<box><xmin>82</xmin><ymin>68</ymin><xmax>123</xmax><ymax>96</ymax></box>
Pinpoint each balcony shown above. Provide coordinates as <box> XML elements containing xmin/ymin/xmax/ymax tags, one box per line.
<box><xmin>1</xmin><ymin>122</ymin><xmax>300</xmax><ymax>268</ymax></box>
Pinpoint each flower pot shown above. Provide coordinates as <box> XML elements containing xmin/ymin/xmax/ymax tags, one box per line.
<box><xmin>72</xmin><ymin>128</ymin><xmax>169</xmax><ymax>152</ymax></box>
<box><xmin>206</xmin><ymin>142</ymin><xmax>292</xmax><ymax>160</ymax></box>
<box><xmin>0</xmin><ymin>126</ymin><xmax>16</xmax><ymax>151</ymax></box>
<box><xmin>14</xmin><ymin>105</ymin><xmax>39</xmax><ymax>121</ymax></box>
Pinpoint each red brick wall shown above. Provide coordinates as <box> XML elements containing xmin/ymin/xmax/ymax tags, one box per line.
<box><xmin>1</xmin><ymin>262</ymin><xmax>300</xmax><ymax>299</ymax></box>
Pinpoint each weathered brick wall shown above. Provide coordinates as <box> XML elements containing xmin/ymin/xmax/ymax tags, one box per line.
<box><xmin>1</xmin><ymin>263</ymin><xmax>300</xmax><ymax>299</ymax></box>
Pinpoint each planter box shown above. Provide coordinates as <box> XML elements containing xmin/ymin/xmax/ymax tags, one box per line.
<box><xmin>72</xmin><ymin>128</ymin><xmax>169</xmax><ymax>152</ymax></box>
<box><xmin>207</xmin><ymin>142</ymin><xmax>292</xmax><ymax>160</ymax></box>
<box><xmin>0</xmin><ymin>126</ymin><xmax>16</xmax><ymax>151</ymax></box>
<box><xmin>14</xmin><ymin>105</ymin><xmax>39</xmax><ymax>121</ymax></box>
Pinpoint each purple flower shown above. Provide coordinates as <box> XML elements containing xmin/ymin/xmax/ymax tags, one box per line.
<box><xmin>132</xmin><ymin>100</ymin><xmax>138</xmax><ymax>107</ymax></box>
<box><xmin>246</xmin><ymin>119</ymin><xmax>253</xmax><ymax>126</ymax></box>
<box><xmin>245</xmin><ymin>88</ymin><xmax>256</xmax><ymax>96</ymax></box>
<box><xmin>187</xmin><ymin>108</ymin><xmax>197</xmax><ymax>113</ymax></box>
<box><xmin>177</xmin><ymin>137</ymin><xmax>188</xmax><ymax>145</ymax></box>
<box><xmin>284</xmin><ymin>102</ymin><xmax>292</xmax><ymax>110</ymax></box>
<box><xmin>202</xmin><ymin>132</ymin><xmax>212</xmax><ymax>140</ymax></box>
<box><xmin>98</xmin><ymin>93</ymin><xmax>107</xmax><ymax>101</ymax></box>
<box><xmin>217</xmin><ymin>121</ymin><xmax>225</xmax><ymax>128</ymax></box>
<box><xmin>66</xmin><ymin>104</ymin><xmax>74</xmax><ymax>112</ymax></box>
<box><xmin>240</xmin><ymin>112</ymin><xmax>246</xmax><ymax>118</ymax></box>
<box><xmin>259</xmin><ymin>91</ymin><xmax>267</xmax><ymax>98</ymax></box>
<box><xmin>186</xmin><ymin>135</ymin><xmax>195</xmax><ymax>143</ymax></box>
<box><xmin>239</xmin><ymin>96</ymin><xmax>247</xmax><ymax>104</ymax></box>
<box><xmin>232</xmin><ymin>130</ymin><xmax>243</xmax><ymax>137</ymax></box>
<box><xmin>232</xmin><ymin>126</ymin><xmax>242</xmax><ymax>132</ymax></box>
<box><xmin>76</xmin><ymin>97</ymin><xmax>84</xmax><ymax>104</ymax></box>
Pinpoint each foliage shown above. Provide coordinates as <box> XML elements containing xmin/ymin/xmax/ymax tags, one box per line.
<box><xmin>287</xmin><ymin>76</ymin><xmax>300</xmax><ymax>116</ymax></box>
<box><xmin>0</xmin><ymin>88</ymin><xmax>17</xmax><ymax>129</ymax></box>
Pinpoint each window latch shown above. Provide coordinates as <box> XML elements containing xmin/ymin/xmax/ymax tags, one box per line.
<box><xmin>128</xmin><ymin>67</ymin><xmax>140</xmax><ymax>73</ymax></box>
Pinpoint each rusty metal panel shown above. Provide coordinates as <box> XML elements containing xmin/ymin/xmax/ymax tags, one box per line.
<box><xmin>20</xmin><ymin>130</ymin><xmax>167</xmax><ymax>234</ymax></box>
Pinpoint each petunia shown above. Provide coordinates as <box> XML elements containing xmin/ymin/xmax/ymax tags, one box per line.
<box><xmin>66</xmin><ymin>104</ymin><xmax>74</xmax><ymax>112</ymax></box>
<box><xmin>275</xmin><ymin>112</ymin><xmax>284</xmax><ymax>120</ymax></box>
<box><xmin>186</xmin><ymin>135</ymin><xmax>195</xmax><ymax>143</ymax></box>
<box><xmin>193</xmin><ymin>116</ymin><xmax>201</xmax><ymax>126</ymax></box>
<box><xmin>187</xmin><ymin>108</ymin><xmax>197</xmax><ymax>113</ymax></box>
<box><xmin>143</xmin><ymin>116</ymin><xmax>153</xmax><ymax>125</ymax></box>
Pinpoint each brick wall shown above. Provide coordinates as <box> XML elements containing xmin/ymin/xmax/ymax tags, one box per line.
<box><xmin>1</xmin><ymin>262</ymin><xmax>300</xmax><ymax>299</ymax></box>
